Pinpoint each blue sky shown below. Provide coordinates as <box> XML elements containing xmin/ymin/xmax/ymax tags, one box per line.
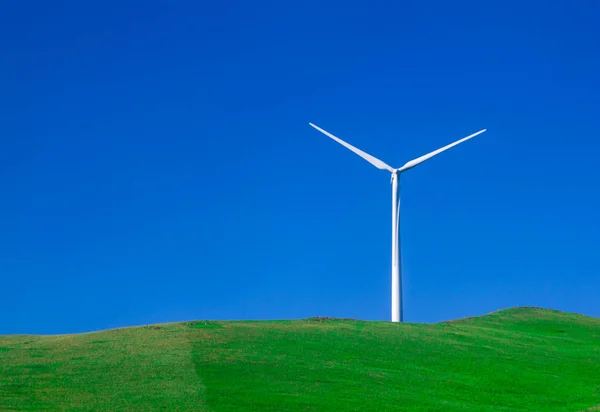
<box><xmin>2</xmin><ymin>1</ymin><xmax>599</xmax><ymax>334</ymax></box>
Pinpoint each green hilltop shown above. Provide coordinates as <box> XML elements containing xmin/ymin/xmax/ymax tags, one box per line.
<box><xmin>1</xmin><ymin>307</ymin><xmax>600</xmax><ymax>411</ymax></box>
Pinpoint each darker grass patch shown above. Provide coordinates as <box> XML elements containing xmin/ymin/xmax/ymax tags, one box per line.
<box><xmin>0</xmin><ymin>381</ymin><xmax>29</xmax><ymax>390</ymax></box>
<box><xmin>0</xmin><ymin>346</ymin><xmax>11</xmax><ymax>352</ymax></box>
<box><xmin>20</xmin><ymin>363</ymin><xmax>57</xmax><ymax>373</ymax></box>
<box><xmin>190</xmin><ymin>311</ymin><xmax>600</xmax><ymax>412</ymax></box>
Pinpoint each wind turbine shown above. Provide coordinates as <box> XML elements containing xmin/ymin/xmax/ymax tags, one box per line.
<box><xmin>309</xmin><ymin>122</ymin><xmax>486</xmax><ymax>322</ymax></box>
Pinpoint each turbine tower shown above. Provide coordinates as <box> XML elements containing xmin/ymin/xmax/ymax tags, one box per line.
<box><xmin>309</xmin><ymin>123</ymin><xmax>486</xmax><ymax>322</ymax></box>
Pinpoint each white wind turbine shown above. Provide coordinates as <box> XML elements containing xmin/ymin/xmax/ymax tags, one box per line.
<box><xmin>309</xmin><ymin>123</ymin><xmax>486</xmax><ymax>322</ymax></box>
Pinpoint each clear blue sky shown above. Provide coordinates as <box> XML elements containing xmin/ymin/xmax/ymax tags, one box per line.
<box><xmin>2</xmin><ymin>1</ymin><xmax>599</xmax><ymax>334</ymax></box>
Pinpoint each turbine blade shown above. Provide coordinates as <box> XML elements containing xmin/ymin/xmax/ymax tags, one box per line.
<box><xmin>309</xmin><ymin>123</ymin><xmax>395</xmax><ymax>172</ymax></box>
<box><xmin>398</xmin><ymin>129</ymin><xmax>486</xmax><ymax>172</ymax></box>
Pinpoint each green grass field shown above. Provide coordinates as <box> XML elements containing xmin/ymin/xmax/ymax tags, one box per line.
<box><xmin>1</xmin><ymin>307</ymin><xmax>599</xmax><ymax>411</ymax></box>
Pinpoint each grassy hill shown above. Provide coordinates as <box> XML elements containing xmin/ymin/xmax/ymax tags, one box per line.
<box><xmin>1</xmin><ymin>307</ymin><xmax>600</xmax><ymax>411</ymax></box>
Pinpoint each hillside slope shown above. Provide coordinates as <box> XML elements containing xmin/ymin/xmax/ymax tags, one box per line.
<box><xmin>1</xmin><ymin>307</ymin><xmax>599</xmax><ymax>411</ymax></box>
